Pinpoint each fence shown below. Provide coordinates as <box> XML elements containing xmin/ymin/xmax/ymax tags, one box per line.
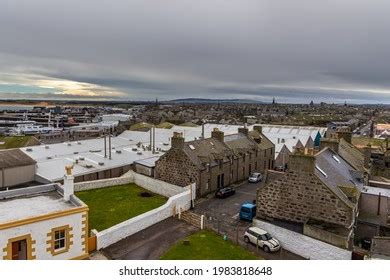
<box><xmin>180</xmin><ymin>211</ymin><xmax>205</xmax><ymax>229</ymax></box>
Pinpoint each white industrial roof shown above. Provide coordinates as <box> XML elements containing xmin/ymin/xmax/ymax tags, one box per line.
<box><xmin>20</xmin><ymin>123</ymin><xmax>326</xmax><ymax>182</ymax></box>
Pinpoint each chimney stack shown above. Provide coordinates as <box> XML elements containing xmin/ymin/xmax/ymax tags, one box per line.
<box><xmin>363</xmin><ymin>144</ymin><xmax>372</xmax><ymax>169</ymax></box>
<box><xmin>289</xmin><ymin>152</ymin><xmax>315</xmax><ymax>173</ymax></box>
<box><xmin>238</xmin><ymin>126</ymin><xmax>249</xmax><ymax>136</ymax></box>
<box><xmin>63</xmin><ymin>165</ymin><xmax>74</xmax><ymax>201</ymax></box>
<box><xmin>211</xmin><ymin>128</ymin><xmax>224</xmax><ymax>142</ymax></box>
<box><xmin>336</xmin><ymin>127</ymin><xmax>352</xmax><ymax>144</ymax></box>
<box><xmin>253</xmin><ymin>125</ymin><xmax>262</xmax><ymax>134</ymax></box>
<box><xmin>171</xmin><ymin>132</ymin><xmax>185</xmax><ymax>149</ymax></box>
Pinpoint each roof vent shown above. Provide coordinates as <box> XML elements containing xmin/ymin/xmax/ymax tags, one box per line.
<box><xmin>137</xmin><ymin>151</ymin><xmax>143</xmax><ymax>155</ymax></box>
<box><xmin>163</xmin><ymin>143</ymin><xmax>169</xmax><ymax>146</ymax></box>
<box><xmin>77</xmin><ymin>142</ymin><xmax>82</xmax><ymax>145</ymax></box>
<box><xmin>79</xmin><ymin>157</ymin><xmax>85</xmax><ymax>160</ymax></box>
<box><xmin>26</xmin><ymin>148</ymin><xmax>33</xmax><ymax>152</ymax></box>
<box><xmin>73</xmin><ymin>151</ymin><xmax>79</xmax><ymax>154</ymax></box>
<box><xmin>46</xmin><ymin>156</ymin><xmax>52</xmax><ymax>159</ymax></box>
<box><xmin>67</xmin><ymin>143</ymin><xmax>71</xmax><ymax>146</ymax></box>
<box><xmin>116</xmin><ymin>150</ymin><xmax>122</xmax><ymax>154</ymax></box>
<box><xmin>86</xmin><ymin>164</ymin><xmax>93</xmax><ymax>168</ymax></box>
<box><xmin>45</xmin><ymin>145</ymin><xmax>50</xmax><ymax>149</ymax></box>
<box><xmin>132</xmin><ymin>148</ymin><xmax>138</xmax><ymax>152</ymax></box>
<box><xmin>98</xmin><ymin>162</ymin><xmax>104</xmax><ymax>166</ymax></box>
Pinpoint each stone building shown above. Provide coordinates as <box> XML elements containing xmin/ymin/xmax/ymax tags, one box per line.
<box><xmin>155</xmin><ymin>126</ymin><xmax>274</xmax><ymax>197</ymax></box>
<box><xmin>256</xmin><ymin>147</ymin><xmax>363</xmax><ymax>249</ymax></box>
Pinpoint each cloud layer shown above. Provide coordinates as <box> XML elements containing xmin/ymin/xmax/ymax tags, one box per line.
<box><xmin>0</xmin><ymin>0</ymin><xmax>389</xmax><ymax>103</ymax></box>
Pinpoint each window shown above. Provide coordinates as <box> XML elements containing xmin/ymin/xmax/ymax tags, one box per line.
<box><xmin>48</xmin><ymin>225</ymin><xmax>72</xmax><ymax>256</ymax></box>
<box><xmin>54</xmin><ymin>229</ymin><xmax>66</xmax><ymax>251</ymax></box>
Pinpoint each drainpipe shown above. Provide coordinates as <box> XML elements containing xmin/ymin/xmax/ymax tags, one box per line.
<box><xmin>153</xmin><ymin>126</ymin><xmax>156</xmax><ymax>154</ymax></box>
<box><xmin>378</xmin><ymin>192</ymin><xmax>381</xmax><ymax>216</ymax></box>
<box><xmin>201</xmin><ymin>122</ymin><xmax>205</xmax><ymax>139</ymax></box>
<box><xmin>108</xmin><ymin>127</ymin><xmax>112</xmax><ymax>160</ymax></box>
<box><xmin>150</xmin><ymin>127</ymin><xmax>152</xmax><ymax>151</ymax></box>
<box><xmin>104</xmin><ymin>134</ymin><xmax>107</xmax><ymax>158</ymax></box>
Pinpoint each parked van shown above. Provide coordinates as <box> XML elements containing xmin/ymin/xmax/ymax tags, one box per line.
<box><xmin>239</xmin><ymin>203</ymin><xmax>256</xmax><ymax>222</ymax></box>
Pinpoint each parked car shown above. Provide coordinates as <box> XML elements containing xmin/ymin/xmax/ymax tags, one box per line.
<box><xmin>248</xmin><ymin>172</ymin><xmax>262</xmax><ymax>183</ymax></box>
<box><xmin>239</xmin><ymin>202</ymin><xmax>256</xmax><ymax>222</ymax></box>
<box><xmin>244</xmin><ymin>227</ymin><xmax>281</xmax><ymax>253</ymax></box>
<box><xmin>215</xmin><ymin>187</ymin><xmax>236</xmax><ymax>198</ymax></box>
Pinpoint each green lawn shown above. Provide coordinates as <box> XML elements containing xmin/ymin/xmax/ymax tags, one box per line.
<box><xmin>0</xmin><ymin>136</ymin><xmax>36</xmax><ymax>149</ymax></box>
<box><xmin>160</xmin><ymin>230</ymin><xmax>261</xmax><ymax>260</ymax></box>
<box><xmin>76</xmin><ymin>184</ymin><xmax>167</xmax><ymax>231</ymax></box>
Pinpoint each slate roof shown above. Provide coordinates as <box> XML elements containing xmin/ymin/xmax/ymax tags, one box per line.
<box><xmin>337</xmin><ymin>138</ymin><xmax>365</xmax><ymax>172</ymax></box>
<box><xmin>0</xmin><ymin>149</ymin><xmax>36</xmax><ymax>169</ymax></box>
<box><xmin>224</xmin><ymin>133</ymin><xmax>258</xmax><ymax>155</ymax></box>
<box><xmin>182</xmin><ymin>137</ymin><xmax>233</xmax><ymax>168</ymax></box>
<box><xmin>248</xmin><ymin>130</ymin><xmax>274</xmax><ymax>150</ymax></box>
<box><xmin>314</xmin><ymin>148</ymin><xmax>363</xmax><ymax>208</ymax></box>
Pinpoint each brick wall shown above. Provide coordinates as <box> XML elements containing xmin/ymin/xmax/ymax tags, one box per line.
<box><xmin>257</xmin><ymin>171</ymin><xmax>354</xmax><ymax>227</ymax></box>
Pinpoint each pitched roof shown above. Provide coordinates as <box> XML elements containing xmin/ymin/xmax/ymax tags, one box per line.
<box><xmin>248</xmin><ymin>130</ymin><xmax>274</xmax><ymax>150</ymax></box>
<box><xmin>224</xmin><ymin>133</ymin><xmax>258</xmax><ymax>155</ymax></box>
<box><xmin>314</xmin><ymin>148</ymin><xmax>363</xmax><ymax>208</ymax></box>
<box><xmin>337</xmin><ymin>138</ymin><xmax>365</xmax><ymax>172</ymax></box>
<box><xmin>182</xmin><ymin>138</ymin><xmax>233</xmax><ymax>168</ymax></box>
<box><xmin>0</xmin><ymin>149</ymin><xmax>36</xmax><ymax>169</ymax></box>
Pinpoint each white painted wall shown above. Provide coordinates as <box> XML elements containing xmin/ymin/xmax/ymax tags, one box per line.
<box><xmin>96</xmin><ymin>189</ymin><xmax>191</xmax><ymax>249</ymax></box>
<box><xmin>74</xmin><ymin>170</ymin><xmax>185</xmax><ymax>197</ymax></box>
<box><xmin>253</xmin><ymin>219</ymin><xmax>352</xmax><ymax>260</ymax></box>
<box><xmin>0</xmin><ymin>212</ymin><xmax>85</xmax><ymax>260</ymax></box>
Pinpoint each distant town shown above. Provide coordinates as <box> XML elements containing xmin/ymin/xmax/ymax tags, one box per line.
<box><xmin>0</xmin><ymin>99</ymin><xmax>389</xmax><ymax>260</ymax></box>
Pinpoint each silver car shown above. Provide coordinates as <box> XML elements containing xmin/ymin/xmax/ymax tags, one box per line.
<box><xmin>248</xmin><ymin>172</ymin><xmax>262</xmax><ymax>183</ymax></box>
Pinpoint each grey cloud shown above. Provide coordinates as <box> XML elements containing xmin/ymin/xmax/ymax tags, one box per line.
<box><xmin>0</xmin><ymin>0</ymin><xmax>389</xmax><ymax>103</ymax></box>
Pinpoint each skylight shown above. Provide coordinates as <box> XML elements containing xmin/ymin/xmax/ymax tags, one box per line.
<box><xmin>315</xmin><ymin>165</ymin><xmax>328</xmax><ymax>178</ymax></box>
<box><xmin>189</xmin><ymin>144</ymin><xmax>195</xmax><ymax>150</ymax></box>
<box><xmin>332</xmin><ymin>155</ymin><xmax>341</xmax><ymax>163</ymax></box>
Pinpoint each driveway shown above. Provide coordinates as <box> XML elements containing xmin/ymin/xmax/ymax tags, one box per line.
<box><xmin>102</xmin><ymin>217</ymin><xmax>199</xmax><ymax>260</ymax></box>
<box><xmin>193</xmin><ymin>180</ymin><xmax>304</xmax><ymax>260</ymax></box>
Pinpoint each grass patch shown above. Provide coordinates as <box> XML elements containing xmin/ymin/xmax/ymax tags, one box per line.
<box><xmin>129</xmin><ymin>122</ymin><xmax>153</xmax><ymax>131</ymax></box>
<box><xmin>76</xmin><ymin>184</ymin><xmax>167</xmax><ymax>231</ymax></box>
<box><xmin>179</xmin><ymin>122</ymin><xmax>199</xmax><ymax>127</ymax></box>
<box><xmin>160</xmin><ymin>230</ymin><xmax>261</xmax><ymax>260</ymax></box>
<box><xmin>0</xmin><ymin>136</ymin><xmax>35</xmax><ymax>149</ymax></box>
<box><xmin>156</xmin><ymin>122</ymin><xmax>175</xmax><ymax>129</ymax></box>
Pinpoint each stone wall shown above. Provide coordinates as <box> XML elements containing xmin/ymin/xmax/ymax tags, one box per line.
<box><xmin>155</xmin><ymin>149</ymin><xmax>198</xmax><ymax>189</ymax></box>
<box><xmin>257</xmin><ymin>171</ymin><xmax>354</xmax><ymax>227</ymax></box>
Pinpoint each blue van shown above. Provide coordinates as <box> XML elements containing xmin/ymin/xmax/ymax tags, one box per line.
<box><xmin>239</xmin><ymin>203</ymin><xmax>257</xmax><ymax>222</ymax></box>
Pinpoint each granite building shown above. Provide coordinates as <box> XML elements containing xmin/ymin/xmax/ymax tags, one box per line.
<box><xmin>155</xmin><ymin>126</ymin><xmax>274</xmax><ymax>197</ymax></box>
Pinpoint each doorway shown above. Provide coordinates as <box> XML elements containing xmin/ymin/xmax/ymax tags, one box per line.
<box><xmin>11</xmin><ymin>239</ymin><xmax>27</xmax><ymax>260</ymax></box>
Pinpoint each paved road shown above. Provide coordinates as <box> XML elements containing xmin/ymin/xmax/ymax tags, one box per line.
<box><xmin>102</xmin><ymin>217</ymin><xmax>198</xmax><ymax>260</ymax></box>
<box><xmin>193</xmin><ymin>180</ymin><xmax>304</xmax><ymax>260</ymax></box>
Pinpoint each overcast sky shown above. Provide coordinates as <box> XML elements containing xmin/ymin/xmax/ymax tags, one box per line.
<box><xmin>0</xmin><ymin>0</ymin><xmax>390</xmax><ymax>103</ymax></box>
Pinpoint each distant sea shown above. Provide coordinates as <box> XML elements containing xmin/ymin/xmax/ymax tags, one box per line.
<box><xmin>0</xmin><ymin>104</ymin><xmax>34</xmax><ymax>111</ymax></box>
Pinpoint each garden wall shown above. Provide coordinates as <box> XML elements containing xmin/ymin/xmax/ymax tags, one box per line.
<box><xmin>96</xmin><ymin>189</ymin><xmax>191</xmax><ymax>249</ymax></box>
<box><xmin>74</xmin><ymin>170</ymin><xmax>185</xmax><ymax>197</ymax></box>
